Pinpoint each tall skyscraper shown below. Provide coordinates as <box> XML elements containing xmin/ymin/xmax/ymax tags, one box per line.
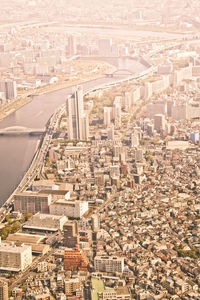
<box><xmin>113</xmin><ymin>97</ymin><xmax>122</xmax><ymax>127</ymax></box>
<box><xmin>0</xmin><ymin>281</ymin><xmax>8</xmax><ymax>300</ymax></box>
<box><xmin>66</xmin><ymin>86</ymin><xmax>89</xmax><ymax>140</ymax></box>
<box><xmin>104</xmin><ymin>107</ymin><xmax>112</xmax><ymax>127</ymax></box>
<box><xmin>68</xmin><ymin>35</ymin><xmax>77</xmax><ymax>56</ymax></box>
<box><xmin>107</xmin><ymin>123</ymin><xmax>115</xmax><ymax>140</ymax></box>
<box><xmin>82</xmin><ymin>113</ymin><xmax>89</xmax><ymax>141</ymax></box>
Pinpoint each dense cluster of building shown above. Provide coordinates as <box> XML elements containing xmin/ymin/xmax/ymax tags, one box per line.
<box><xmin>2</xmin><ymin>0</ymin><xmax>200</xmax><ymax>30</ymax></box>
<box><xmin>2</xmin><ymin>2</ymin><xmax>200</xmax><ymax>298</ymax></box>
<box><xmin>2</xmin><ymin>55</ymin><xmax>200</xmax><ymax>298</ymax></box>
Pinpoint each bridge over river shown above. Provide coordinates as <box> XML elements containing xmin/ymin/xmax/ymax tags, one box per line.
<box><xmin>0</xmin><ymin>126</ymin><xmax>45</xmax><ymax>136</ymax></box>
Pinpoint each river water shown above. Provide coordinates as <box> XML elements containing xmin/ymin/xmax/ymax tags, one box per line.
<box><xmin>0</xmin><ymin>58</ymin><xmax>146</xmax><ymax>206</ymax></box>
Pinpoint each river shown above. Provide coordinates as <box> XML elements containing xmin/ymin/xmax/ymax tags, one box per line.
<box><xmin>0</xmin><ymin>58</ymin><xmax>146</xmax><ymax>206</ymax></box>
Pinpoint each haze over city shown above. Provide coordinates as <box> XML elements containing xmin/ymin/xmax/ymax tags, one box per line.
<box><xmin>0</xmin><ymin>0</ymin><xmax>200</xmax><ymax>299</ymax></box>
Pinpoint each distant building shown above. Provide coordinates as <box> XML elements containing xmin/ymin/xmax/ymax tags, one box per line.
<box><xmin>153</xmin><ymin>114</ymin><xmax>165</xmax><ymax>132</ymax></box>
<box><xmin>66</xmin><ymin>86</ymin><xmax>89</xmax><ymax>140</ymax></box>
<box><xmin>0</xmin><ymin>80</ymin><xmax>17</xmax><ymax>99</ymax></box>
<box><xmin>98</xmin><ymin>38</ymin><xmax>112</xmax><ymax>56</ymax></box>
<box><xmin>113</xmin><ymin>96</ymin><xmax>122</xmax><ymax>127</ymax></box>
<box><xmin>190</xmin><ymin>132</ymin><xmax>199</xmax><ymax>143</ymax></box>
<box><xmin>104</xmin><ymin>107</ymin><xmax>112</xmax><ymax>127</ymax></box>
<box><xmin>68</xmin><ymin>35</ymin><xmax>77</xmax><ymax>56</ymax></box>
<box><xmin>146</xmin><ymin>101</ymin><xmax>167</xmax><ymax>118</ymax></box>
<box><xmin>123</xmin><ymin>92</ymin><xmax>132</xmax><ymax>111</ymax></box>
<box><xmin>158</xmin><ymin>63</ymin><xmax>173</xmax><ymax>74</ymax></box>
<box><xmin>171</xmin><ymin>103</ymin><xmax>187</xmax><ymax>120</ymax></box>
<box><xmin>107</xmin><ymin>124</ymin><xmax>115</xmax><ymax>140</ymax></box>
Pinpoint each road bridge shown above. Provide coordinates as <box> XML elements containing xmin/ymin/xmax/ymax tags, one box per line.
<box><xmin>0</xmin><ymin>126</ymin><xmax>45</xmax><ymax>136</ymax></box>
<box><xmin>106</xmin><ymin>69</ymin><xmax>136</xmax><ymax>77</ymax></box>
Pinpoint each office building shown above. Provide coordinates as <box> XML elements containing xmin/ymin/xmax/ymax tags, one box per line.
<box><xmin>0</xmin><ymin>242</ymin><xmax>32</xmax><ymax>272</ymax></box>
<box><xmin>113</xmin><ymin>97</ymin><xmax>122</xmax><ymax>127</ymax></box>
<box><xmin>82</xmin><ymin>113</ymin><xmax>89</xmax><ymax>141</ymax></box>
<box><xmin>98</xmin><ymin>38</ymin><xmax>112</xmax><ymax>56</ymax></box>
<box><xmin>14</xmin><ymin>192</ymin><xmax>51</xmax><ymax>214</ymax></box>
<box><xmin>0</xmin><ymin>80</ymin><xmax>17</xmax><ymax>99</ymax></box>
<box><xmin>123</xmin><ymin>92</ymin><xmax>131</xmax><ymax>111</ymax></box>
<box><xmin>146</xmin><ymin>101</ymin><xmax>167</xmax><ymax>118</ymax></box>
<box><xmin>104</xmin><ymin>107</ymin><xmax>112</xmax><ymax>127</ymax></box>
<box><xmin>66</xmin><ymin>86</ymin><xmax>89</xmax><ymax>140</ymax></box>
<box><xmin>94</xmin><ymin>256</ymin><xmax>124</xmax><ymax>273</ymax></box>
<box><xmin>153</xmin><ymin>114</ymin><xmax>165</xmax><ymax>132</ymax></box>
<box><xmin>144</xmin><ymin>82</ymin><xmax>152</xmax><ymax>100</ymax></box>
<box><xmin>66</xmin><ymin>86</ymin><xmax>84</xmax><ymax>140</ymax></box>
<box><xmin>107</xmin><ymin>124</ymin><xmax>115</xmax><ymax>140</ymax></box>
<box><xmin>0</xmin><ymin>281</ymin><xmax>8</xmax><ymax>300</ymax></box>
<box><xmin>63</xmin><ymin>221</ymin><xmax>79</xmax><ymax>248</ymax></box>
<box><xmin>68</xmin><ymin>35</ymin><xmax>77</xmax><ymax>56</ymax></box>
<box><xmin>171</xmin><ymin>103</ymin><xmax>187</xmax><ymax>120</ymax></box>
<box><xmin>50</xmin><ymin>199</ymin><xmax>88</xmax><ymax>219</ymax></box>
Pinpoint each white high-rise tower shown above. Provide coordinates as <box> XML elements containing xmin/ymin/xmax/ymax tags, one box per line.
<box><xmin>66</xmin><ymin>86</ymin><xmax>89</xmax><ymax>140</ymax></box>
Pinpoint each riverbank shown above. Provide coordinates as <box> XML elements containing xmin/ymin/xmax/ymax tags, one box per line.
<box><xmin>56</xmin><ymin>22</ymin><xmax>196</xmax><ymax>35</ymax></box>
<box><xmin>0</xmin><ymin>61</ymin><xmax>116</xmax><ymax>122</ymax></box>
<box><xmin>0</xmin><ymin>97</ymin><xmax>31</xmax><ymax>122</ymax></box>
<box><xmin>0</xmin><ymin>57</ymin><xmax>146</xmax><ymax>206</ymax></box>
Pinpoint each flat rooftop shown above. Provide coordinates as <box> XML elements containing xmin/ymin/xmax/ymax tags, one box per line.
<box><xmin>7</xmin><ymin>233</ymin><xmax>46</xmax><ymax>244</ymax></box>
<box><xmin>0</xmin><ymin>242</ymin><xmax>31</xmax><ymax>253</ymax></box>
<box><xmin>32</xmin><ymin>180</ymin><xmax>55</xmax><ymax>186</ymax></box>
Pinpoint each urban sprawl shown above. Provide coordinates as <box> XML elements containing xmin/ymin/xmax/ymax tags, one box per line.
<box><xmin>1</xmin><ymin>1</ymin><xmax>200</xmax><ymax>299</ymax></box>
